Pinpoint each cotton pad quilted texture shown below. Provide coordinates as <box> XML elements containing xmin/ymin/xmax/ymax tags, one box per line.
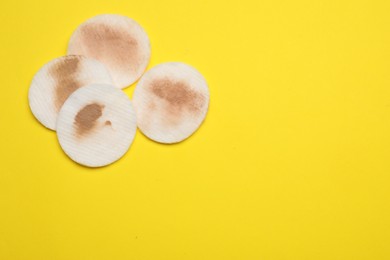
<box><xmin>56</xmin><ymin>84</ymin><xmax>137</xmax><ymax>167</ymax></box>
<box><xmin>67</xmin><ymin>14</ymin><xmax>151</xmax><ymax>89</ymax></box>
<box><xmin>28</xmin><ymin>55</ymin><xmax>113</xmax><ymax>130</ymax></box>
<box><xmin>132</xmin><ymin>62</ymin><xmax>209</xmax><ymax>144</ymax></box>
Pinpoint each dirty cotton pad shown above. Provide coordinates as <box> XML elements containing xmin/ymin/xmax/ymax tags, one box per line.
<box><xmin>132</xmin><ymin>62</ymin><xmax>209</xmax><ymax>144</ymax></box>
<box><xmin>28</xmin><ymin>55</ymin><xmax>113</xmax><ymax>130</ymax></box>
<box><xmin>67</xmin><ymin>14</ymin><xmax>151</xmax><ymax>89</ymax></box>
<box><xmin>56</xmin><ymin>84</ymin><xmax>137</xmax><ymax>167</ymax></box>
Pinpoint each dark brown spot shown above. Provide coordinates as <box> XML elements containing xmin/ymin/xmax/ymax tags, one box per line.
<box><xmin>49</xmin><ymin>56</ymin><xmax>82</xmax><ymax>111</ymax></box>
<box><xmin>150</xmin><ymin>78</ymin><xmax>205</xmax><ymax>115</ymax></box>
<box><xmin>105</xmin><ymin>120</ymin><xmax>112</xmax><ymax>126</ymax></box>
<box><xmin>79</xmin><ymin>22</ymin><xmax>139</xmax><ymax>72</ymax></box>
<box><xmin>74</xmin><ymin>103</ymin><xmax>104</xmax><ymax>137</ymax></box>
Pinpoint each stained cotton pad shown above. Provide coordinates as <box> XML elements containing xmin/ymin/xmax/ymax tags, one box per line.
<box><xmin>29</xmin><ymin>55</ymin><xmax>113</xmax><ymax>130</ymax></box>
<box><xmin>132</xmin><ymin>62</ymin><xmax>209</xmax><ymax>144</ymax></box>
<box><xmin>56</xmin><ymin>84</ymin><xmax>137</xmax><ymax>167</ymax></box>
<box><xmin>67</xmin><ymin>14</ymin><xmax>151</xmax><ymax>89</ymax></box>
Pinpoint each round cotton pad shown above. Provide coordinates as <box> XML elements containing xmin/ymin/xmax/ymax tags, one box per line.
<box><xmin>132</xmin><ymin>62</ymin><xmax>209</xmax><ymax>144</ymax></box>
<box><xmin>56</xmin><ymin>84</ymin><xmax>137</xmax><ymax>167</ymax></box>
<box><xmin>67</xmin><ymin>14</ymin><xmax>151</xmax><ymax>89</ymax></box>
<box><xmin>28</xmin><ymin>55</ymin><xmax>113</xmax><ymax>130</ymax></box>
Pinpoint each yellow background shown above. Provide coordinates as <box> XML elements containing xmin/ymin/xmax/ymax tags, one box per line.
<box><xmin>1</xmin><ymin>0</ymin><xmax>390</xmax><ymax>259</ymax></box>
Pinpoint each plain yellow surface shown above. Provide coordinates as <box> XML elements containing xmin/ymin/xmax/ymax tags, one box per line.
<box><xmin>1</xmin><ymin>0</ymin><xmax>390</xmax><ymax>259</ymax></box>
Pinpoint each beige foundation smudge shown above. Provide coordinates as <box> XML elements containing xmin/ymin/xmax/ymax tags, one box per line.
<box><xmin>150</xmin><ymin>78</ymin><xmax>206</xmax><ymax>124</ymax></box>
<box><xmin>56</xmin><ymin>84</ymin><xmax>137</xmax><ymax>167</ymax></box>
<box><xmin>74</xmin><ymin>103</ymin><xmax>104</xmax><ymax>137</ymax></box>
<box><xmin>79</xmin><ymin>23</ymin><xmax>140</xmax><ymax>73</ymax></box>
<box><xmin>29</xmin><ymin>55</ymin><xmax>113</xmax><ymax>131</ymax></box>
<box><xmin>67</xmin><ymin>15</ymin><xmax>151</xmax><ymax>89</ymax></box>
<box><xmin>49</xmin><ymin>56</ymin><xmax>82</xmax><ymax>111</ymax></box>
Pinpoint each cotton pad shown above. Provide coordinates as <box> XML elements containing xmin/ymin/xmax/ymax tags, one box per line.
<box><xmin>67</xmin><ymin>14</ymin><xmax>151</xmax><ymax>89</ymax></box>
<box><xmin>28</xmin><ymin>55</ymin><xmax>113</xmax><ymax>130</ymax></box>
<box><xmin>56</xmin><ymin>84</ymin><xmax>137</xmax><ymax>167</ymax></box>
<box><xmin>132</xmin><ymin>62</ymin><xmax>209</xmax><ymax>144</ymax></box>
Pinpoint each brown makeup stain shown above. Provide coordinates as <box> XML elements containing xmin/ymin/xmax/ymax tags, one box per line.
<box><xmin>49</xmin><ymin>56</ymin><xmax>82</xmax><ymax>111</ymax></box>
<box><xmin>79</xmin><ymin>22</ymin><xmax>139</xmax><ymax>72</ymax></box>
<box><xmin>74</xmin><ymin>103</ymin><xmax>104</xmax><ymax>137</ymax></box>
<box><xmin>150</xmin><ymin>78</ymin><xmax>206</xmax><ymax>123</ymax></box>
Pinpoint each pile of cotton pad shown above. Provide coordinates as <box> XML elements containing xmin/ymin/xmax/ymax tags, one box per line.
<box><xmin>29</xmin><ymin>14</ymin><xmax>210</xmax><ymax>167</ymax></box>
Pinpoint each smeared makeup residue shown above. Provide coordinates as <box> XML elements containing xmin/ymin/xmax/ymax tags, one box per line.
<box><xmin>148</xmin><ymin>101</ymin><xmax>156</xmax><ymax>111</ymax></box>
<box><xmin>79</xmin><ymin>22</ymin><xmax>139</xmax><ymax>72</ymax></box>
<box><xmin>50</xmin><ymin>56</ymin><xmax>82</xmax><ymax>111</ymax></box>
<box><xmin>74</xmin><ymin>103</ymin><xmax>104</xmax><ymax>137</ymax></box>
<box><xmin>150</xmin><ymin>78</ymin><xmax>205</xmax><ymax>116</ymax></box>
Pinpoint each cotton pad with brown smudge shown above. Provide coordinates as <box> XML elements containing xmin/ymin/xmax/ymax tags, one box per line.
<box><xmin>132</xmin><ymin>62</ymin><xmax>210</xmax><ymax>144</ymax></box>
<box><xmin>56</xmin><ymin>84</ymin><xmax>137</xmax><ymax>167</ymax></box>
<box><xmin>28</xmin><ymin>55</ymin><xmax>113</xmax><ymax>130</ymax></box>
<box><xmin>67</xmin><ymin>14</ymin><xmax>151</xmax><ymax>89</ymax></box>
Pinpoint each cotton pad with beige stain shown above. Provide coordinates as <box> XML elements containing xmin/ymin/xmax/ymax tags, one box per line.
<box><xmin>132</xmin><ymin>62</ymin><xmax>209</xmax><ymax>144</ymax></box>
<box><xmin>67</xmin><ymin>14</ymin><xmax>151</xmax><ymax>89</ymax></box>
<box><xmin>57</xmin><ymin>84</ymin><xmax>137</xmax><ymax>167</ymax></box>
<box><xmin>28</xmin><ymin>55</ymin><xmax>113</xmax><ymax>130</ymax></box>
